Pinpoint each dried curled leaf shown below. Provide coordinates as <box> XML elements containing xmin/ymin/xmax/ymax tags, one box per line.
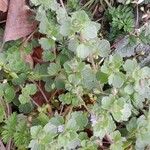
<box><xmin>3</xmin><ymin>0</ymin><xmax>37</xmax><ymax>42</ymax></box>
<box><xmin>0</xmin><ymin>0</ymin><xmax>8</xmax><ymax>12</ymax></box>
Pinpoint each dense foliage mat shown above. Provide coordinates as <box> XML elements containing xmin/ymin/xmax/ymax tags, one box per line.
<box><xmin>0</xmin><ymin>0</ymin><xmax>150</xmax><ymax>150</ymax></box>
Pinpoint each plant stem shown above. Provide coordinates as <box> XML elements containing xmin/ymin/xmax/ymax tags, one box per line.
<box><xmin>59</xmin><ymin>0</ymin><xmax>67</xmax><ymax>13</ymax></box>
<box><xmin>81</xmin><ymin>0</ymin><xmax>94</xmax><ymax>9</ymax></box>
<box><xmin>32</xmin><ymin>80</ymin><xmax>49</xmax><ymax>103</ymax></box>
<box><xmin>136</xmin><ymin>4</ymin><xmax>139</xmax><ymax>28</ymax></box>
<box><xmin>103</xmin><ymin>0</ymin><xmax>112</xmax><ymax>8</ymax></box>
<box><xmin>0</xmin><ymin>20</ymin><xmax>6</xmax><ymax>24</ymax></box>
<box><xmin>31</xmin><ymin>97</ymin><xmax>41</xmax><ymax>108</ymax></box>
<box><xmin>89</xmin><ymin>55</ymin><xmax>97</xmax><ymax>72</ymax></box>
<box><xmin>59</xmin><ymin>105</ymin><xmax>64</xmax><ymax>115</ymax></box>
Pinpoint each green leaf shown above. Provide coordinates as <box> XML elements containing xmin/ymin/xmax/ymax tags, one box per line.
<box><xmin>82</xmin><ymin>22</ymin><xmax>100</xmax><ymax>40</ymax></box>
<box><xmin>98</xmin><ymin>39</ymin><xmax>110</xmax><ymax>57</ymax></box>
<box><xmin>42</xmin><ymin>51</ymin><xmax>56</xmax><ymax>62</ymax></box>
<box><xmin>4</xmin><ymin>85</ymin><xmax>15</xmax><ymax>103</ymax></box>
<box><xmin>110</xmin><ymin>54</ymin><xmax>123</xmax><ymax>69</ymax></box>
<box><xmin>31</xmin><ymin>0</ymin><xmax>59</xmax><ymax>10</ymax></box>
<box><xmin>126</xmin><ymin>117</ymin><xmax>137</xmax><ymax>132</ymax></box>
<box><xmin>59</xmin><ymin>92</ymin><xmax>80</xmax><ymax>106</ymax></box>
<box><xmin>19</xmin><ymin>84</ymin><xmax>37</xmax><ymax>104</ymax></box>
<box><xmin>108</xmin><ymin>73</ymin><xmax>125</xmax><ymax>88</ymax></box>
<box><xmin>135</xmin><ymin>113</ymin><xmax>150</xmax><ymax>150</ymax></box>
<box><xmin>0</xmin><ymin>83</ymin><xmax>4</xmax><ymax>96</ymax></box>
<box><xmin>124</xmin><ymin>84</ymin><xmax>134</xmax><ymax>95</ymax></box>
<box><xmin>101</xmin><ymin>95</ymin><xmax>114</xmax><ymax>110</ymax></box>
<box><xmin>60</xmin><ymin>21</ymin><xmax>72</xmax><ymax>36</ymax></box>
<box><xmin>0</xmin><ymin>104</ymin><xmax>5</xmax><ymax>122</ymax></box>
<box><xmin>123</xmin><ymin>59</ymin><xmax>138</xmax><ymax>73</ymax></box>
<box><xmin>102</xmin><ymin>96</ymin><xmax>132</xmax><ymax>122</ymax></box>
<box><xmin>81</xmin><ymin>65</ymin><xmax>97</xmax><ymax>90</ymax></box>
<box><xmin>14</xmin><ymin>121</ymin><xmax>30</xmax><ymax>149</ymax></box>
<box><xmin>30</xmin><ymin>125</ymin><xmax>43</xmax><ymax>139</ymax></box>
<box><xmin>58</xmin><ymin>130</ymin><xmax>80</xmax><ymax>150</ymax></box>
<box><xmin>80</xmin><ymin>140</ymin><xmax>98</xmax><ymax>150</ymax></box>
<box><xmin>19</xmin><ymin>95</ymin><xmax>31</xmax><ymax>105</ymax></box>
<box><xmin>111</xmin><ymin>97</ymin><xmax>132</xmax><ymax>122</ymax></box>
<box><xmin>56</xmin><ymin>7</ymin><xmax>68</xmax><ymax>24</ymax></box>
<box><xmin>66</xmin><ymin>111</ymin><xmax>88</xmax><ymax>131</ymax></box>
<box><xmin>19</xmin><ymin>102</ymin><xmax>34</xmax><ymax>114</ymax></box>
<box><xmin>39</xmin><ymin>38</ymin><xmax>55</xmax><ymax>50</ymax></box>
<box><xmin>68</xmin><ymin>38</ymin><xmax>79</xmax><ymax>52</ymax></box>
<box><xmin>110</xmin><ymin>131</ymin><xmax>126</xmax><ymax>150</ymax></box>
<box><xmin>37</xmin><ymin>112</ymin><xmax>50</xmax><ymax>126</ymax></box>
<box><xmin>2</xmin><ymin>113</ymin><xmax>17</xmax><ymax>143</ymax></box>
<box><xmin>96</xmin><ymin>71</ymin><xmax>108</xmax><ymax>84</ymax></box>
<box><xmin>22</xmin><ymin>84</ymin><xmax>37</xmax><ymax>96</ymax></box>
<box><xmin>47</xmin><ymin>63</ymin><xmax>61</xmax><ymax>76</ymax></box>
<box><xmin>32</xmin><ymin>64</ymin><xmax>49</xmax><ymax>80</ymax></box>
<box><xmin>93</xmin><ymin>112</ymin><xmax>116</xmax><ymax>139</ymax></box>
<box><xmin>115</xmin><ymin>37</ymin><xmax>136</xmax><ymax>57</ymax></box>
<box><xmin>76</xmin><ymin>44</ymin><xmax>91</xmax><ymax>59</ymax></box>
<box><xmin>71</xmin><ymin>10</ymin><xmax>90</xmax><ymax>32</ymax></box>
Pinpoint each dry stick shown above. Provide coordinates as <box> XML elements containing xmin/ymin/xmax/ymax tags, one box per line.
<box><xmin>103</xmin><ymin>0</ymin><xmax>112</xmax><ymax>8</ymax></box>
<box><xmin>59</xmin><ymin>0</ymin><xmax>66</xmax><ymax>12</ymax></box>
<box><xmin>65</xmin><ymin>106</ymin><xmax>73</xmax><ymax>120</ymax></box>
<box><xmin>22</xmin><ymin>27</ymin><xmax>38</xmax><ymax>45</ymax></box>
<box><xmin>59</xmin><ymin>105</ymin><xmax>64</xmax><ymax>115</ymax></box>
<box><xmin>5</xmin><ymin>104</ymin><xmax>12</xmax><ymax>150</ymax></box>
<box><xmin>89</xmin><ymin>55</ymin><xmax>97</xmax><ymax>72</ymax></box>
<box><xmin>92</xmin><ymin>5</ymin><xmax>98</xmax><ymax>17</ymax></box>
<box><xmin>100</xmin><ymin>0</ymin><xmax>106</xmax><ymax>10</ymax></box>
<box><xmin>32</xmin><ymin>80</ymin><xmax>49</xmax><ymax>103</ymax></box>
<box><xmin>6</xmin><ymin>103</ymin><xmax>12</xmax><ymax>117</ymax></box>
<box><xmin>31</xmin><ymin>81</ymin><xmax>54</xmax><ymax>115</ymax></box>
<box><xmin>31</xmin><ymin>97</ymin><xmax>41</xmax><ymax>108</ymax></box>
<box><xmin>0</xmin><ymin>20</ymin><xmax>6</xmax><ymax>24</ymax></box>
<box><xmin>81</xmin><ymin>0</ymin><xmax>94</xmax><ymax>9</ymax></box>
<box><xmin>62</xmin><ymin>105</ymin><xmax>72</xmax><ymax>117</ymax></box>
<box><xmin>77</xmin><ymin>95</ymin><xmax>91</xmax><ymax>113</ymax></box>
<box><xmin>136</xmin><ymin>4</ymin><xmax>139</xmax><ymax>29</ymax></box>
<box><xmin>49</xmin><ymin>89</ymin><xmax>58</xmax><ymax>101</ymax></box>
<box><xmin>0</xmin><ymin>42</ymin><xmax>5</xmax><ymax>52</ymax></box>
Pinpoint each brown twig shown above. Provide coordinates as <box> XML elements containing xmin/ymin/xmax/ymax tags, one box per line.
<box><xmin>0</xmin><ymin>20</ymin><xmax>6</xmax><ymax>24</ymax></box>
<box><xmin>59</xmin><ymin>0</ymin><xmax>67</xmax><ymax>12</ymax></box>
<box><xmin>31</xmin><ymin>97</ymin><xmax>41</xmax><ymax>108</ymax></box>
<box><xmin>62</xmin><ymin>106</ymin><xmax>72</xmax><ymax>117</ymax></box>
<box><xmin>6</xmin><ymin>103</ymin><xmax>12</xmax><ymax>117</ymax></box>
<box><xmin>92</xmin><ymin>5</ymin><xmax>98</xmax><ymax>17</ymax></box>
<box><xmin>33</xmin><ymin>81</ymin><xmax>49</xmax><ymax>103</ymax></box>
<box><xmin>21</xmin><ymin>27</ymin><xmax>38</xmax><ymax>46</ymax></box>
<box><xmin>136</xmin><ymin>4</ymin><xmax>139</xmax><ymax>29</ymax></box>
<box><xmin>59</xmin><ymin>105</ymin><xmax>64</xmax><ymax>115</ymax></box>
<box><xmin>103</xmin><ymin>0</ymin><xmax>112</xmax><ymax>8</ymax></box>
<box><xmin>89</xmin><ymin>55</ymin><xmax>97</xmax><ymax>72</ymax></box>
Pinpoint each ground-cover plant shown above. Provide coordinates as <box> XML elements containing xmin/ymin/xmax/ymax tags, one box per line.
<box><xmin>0</xmin><ymin>0</ymin><xmax>150</xmax><ymax>150</ymax></box>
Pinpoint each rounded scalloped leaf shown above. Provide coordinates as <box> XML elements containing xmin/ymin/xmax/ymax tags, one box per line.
<box><xmin>98</xmin><ymin>39</ymin><xmax>110</xmax><ymax>57</ymax></box>
<box><xmin>82</xmin><ymin>22</ymin><xmax>100</xmax><ymax>40</ymax></box>
<box><xmin>76</xmin><ymin>44</ymin><xmax>91</xmax><ymax>59</ymax></box>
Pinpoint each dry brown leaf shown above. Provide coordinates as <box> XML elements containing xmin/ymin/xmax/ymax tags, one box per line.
<box><xmin>3</xmin><ymin>0</ymin><xmax>37</xmax><ymax>42</ymax></box>
<box><xmin>0</xmin><ymin>0</ymin><xmax>8</xmax><ymax>12</ymax></box>
<box><xmin>0</xmin><ymin>139</ymin><xmax>6</xmax><ymax>150</ymax></box>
